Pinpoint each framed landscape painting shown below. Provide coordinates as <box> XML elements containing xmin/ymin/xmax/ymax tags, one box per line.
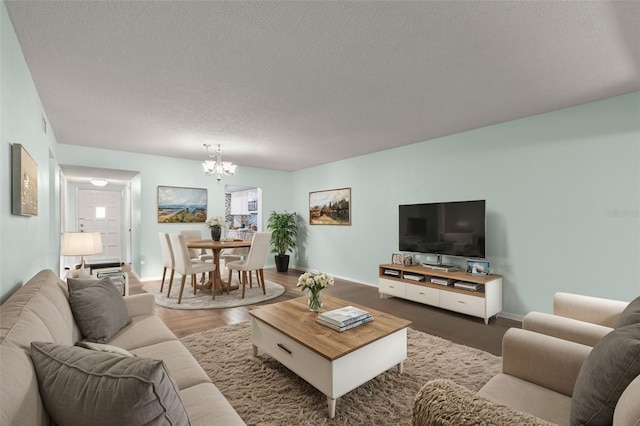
<box><xmin>12</xmin><ymin>144</ymin><xmax>38</xmax><ymax>216</ymax></box>
<box><xmin>309</xmin><ymin>187</ymin><xmax>351</xmax><ymax>225</ymax></box>
<box><xmin>157</xmin><ymin>186</ymin><xmax>207</xmax><ymax>223</ymax></box>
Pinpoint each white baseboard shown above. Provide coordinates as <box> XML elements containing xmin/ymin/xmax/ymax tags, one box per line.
<box><xmin>497</xmin><ymin>311</ymin><xmax>524</xmax><ymax>322</ymax></box>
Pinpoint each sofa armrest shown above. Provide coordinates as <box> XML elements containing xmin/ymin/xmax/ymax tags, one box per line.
<box><xmin>502</xmin><ymin>328</ymin><xmax>591</xmax><ymax>396</ymax></box>
<box><xmin>412</xmin><ymin>379</ymin><xmax>553</xmax><ymax>426</ymax></box>
<box><xmin>123</xmin><ymin>293</ymin><xmax>156</xmax><ymax>317</ymax></box>
<box><xmin>523</xmin><ymin>311</ymin><xmax>612</xmax><ymax>346</ymax></box>
<box><xmin>554</xmin><ymin>292</ymin><xmax>628</xmax><ymax>327</ymax></box>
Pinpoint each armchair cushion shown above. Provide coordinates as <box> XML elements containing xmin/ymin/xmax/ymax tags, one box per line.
<box><xmin>615</xmin><ymin>296</ymin><xmax>640</xmax><ymax>328</ymax></box>
<box><xmin>571</xmin><ymin>323</ymin><xmax>640</xmax><ymax>425</ymax></box>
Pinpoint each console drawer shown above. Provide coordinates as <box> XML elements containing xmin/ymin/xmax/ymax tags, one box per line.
<box><xmin>378</xmin><ymin>278</ymin><xmax>406</xmax><ymax>298</ymax></box>
<box><xmin>440</xmin><ymin>291</ymin><xmax>485</xmax><ymax>318</ymax></box>
<box><xmin>405</xmin><ymin>284</ymin><xmax>439</xmax><ymax>305</ymax></box>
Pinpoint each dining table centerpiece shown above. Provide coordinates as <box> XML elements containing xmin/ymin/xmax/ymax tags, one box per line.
<box><xmin>205</xmin><ymin>216</ymin><xmax>224</xmax><ymax>241</ymax></box>
<box><xmin>297</xmin><ymin>271</ymin><xmax>334</xmax><ymax>312</ymax></box>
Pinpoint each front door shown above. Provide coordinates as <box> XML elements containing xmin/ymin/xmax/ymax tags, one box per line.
<box><xmin>77</xmin><ymin>188</ymin><xmax>123</xmax><ymax>262</ymax></box>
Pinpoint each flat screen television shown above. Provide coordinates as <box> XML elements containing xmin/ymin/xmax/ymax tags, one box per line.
<box><xmin>399</xmin><ymin>200</ymin><xmax>486</xmax><ymax>258</ymax></box>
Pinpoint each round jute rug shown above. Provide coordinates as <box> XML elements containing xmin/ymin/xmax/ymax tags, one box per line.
<box><xmin>142</xmin><ymin>279</ymin><xmax>285</xmax><ymax>310</ymax></box>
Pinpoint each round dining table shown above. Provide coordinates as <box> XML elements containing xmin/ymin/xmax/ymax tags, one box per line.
<box><xmin>186</xmin><ymin>239</ymin><xmax>252</xmax><ymax>294</ymax></box>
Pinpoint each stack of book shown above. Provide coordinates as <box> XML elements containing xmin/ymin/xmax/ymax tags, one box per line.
<box><xmin>316</xmin><ymin>306</ymin><xmax>373</xmax><ymax>332</ymax></box>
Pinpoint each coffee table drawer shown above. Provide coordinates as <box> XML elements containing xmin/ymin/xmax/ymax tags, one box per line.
<box><xmin>251</xmin><ymin>318</ymin><xmax>332</xmax><ymax>391</ymax></box>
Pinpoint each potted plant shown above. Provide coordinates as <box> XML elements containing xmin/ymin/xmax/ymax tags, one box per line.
<box><xmin>267</xmin><ymin>211</ymin><xmax>297</xmax><ymax>272</ymax></box>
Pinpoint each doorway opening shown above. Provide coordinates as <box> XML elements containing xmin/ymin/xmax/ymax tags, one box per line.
<box><xmin>224</xmin><ymin>185</ymin><xmax>262</xmax><ymax>239</ymax></box>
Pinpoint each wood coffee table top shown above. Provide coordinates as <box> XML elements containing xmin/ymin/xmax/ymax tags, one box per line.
<box><xmin>249</xmin><ymin>295</ymin><xmax>412</xmax><ymax>361</ymax></box>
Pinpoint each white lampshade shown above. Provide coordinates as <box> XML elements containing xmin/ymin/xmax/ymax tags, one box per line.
<box><xmin>61</xmin><ymin>232</ymin><xmax>103</xmax><ymax>277</ymax></box>
<box><xmin>61</xmin><ymin>232</ymin><xmax>103</xmax><ymax>256</ymax></box>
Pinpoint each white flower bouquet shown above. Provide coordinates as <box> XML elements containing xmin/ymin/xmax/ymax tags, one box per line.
<box><xmin>205</xmin><ymin>216</ymin><xmax>224</xmax><ymax>229</ymax></box>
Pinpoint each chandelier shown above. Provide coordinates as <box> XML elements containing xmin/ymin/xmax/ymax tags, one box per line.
<box><xmin>202</xmin><ymin>144</ymin><xmax>237</xmax><ymax>183</ymax></box>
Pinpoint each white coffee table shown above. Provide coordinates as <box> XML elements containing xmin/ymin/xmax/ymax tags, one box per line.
<box><xmin>249</xmin><ymin>295</ymin><xmax>412</xmax><ymax>418</ymax></box>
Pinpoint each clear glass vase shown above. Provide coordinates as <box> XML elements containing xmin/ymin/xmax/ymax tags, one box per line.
<box><xmin>307</xmin><ymin>290</ymin><xmax>323</xmax><ymax>312</ymax></box>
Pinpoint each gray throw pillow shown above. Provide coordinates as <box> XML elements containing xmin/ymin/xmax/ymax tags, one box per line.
<box><xmin>570</xmin><ymin>323</ymin><xmax>640</xmax><ymax>425</ymax></box>
<box><xmin>615</xmin><ymin>296</ymin><xmax>640</xmax><ymax>328</ymax></box>
<box><xmin>31</xmin><ymin>342</ymin><xmax>190</xmax><ymax>426</ymax></box>
<box><xmin>68</xmin><ymin>277</ymin><xmax>131</xmax><ymax>343</ymax></box>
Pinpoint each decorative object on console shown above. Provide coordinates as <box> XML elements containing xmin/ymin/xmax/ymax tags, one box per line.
<box><xmin>297</xmin><ymin>271</ymin><xmax>334</xmax><ymax>312</ymax></box>
<box><xmin>157</xmin><ymin>185</ymin><xmax>207</xmax><ymax>223</ymax></box>
<box><xmin>404</xmin><ymin>254</ymin><xmax>414</xmax><ymax>266</ymax></box>
<box><xmin>11</xmin><ymin>143</ymin><xmax>38</xmax><ymax>216</ymax></box>
<box><xmin>467</xmin><ymin>259</ymin><xmax>490</xmax><ymax>275</ymax></box>
<box><xmin>61</xmin><ymin>232</ymin><xmax>102</xmax><ymax>278</ymax></box>
<box><xmin>202</xmin><ymin>143</ymin><xmax>237</xmax><ymax>183</ymax></box>
<box><xmin>267</xmin><ymin>210</ymin><xmax>298</xmax><ymax>272</ymax></box>
<box><xmin>206</xmin><ymin>215</ymin><xmax>224</xmax><ymax>241</ymax></box>
<box><xmin>309</xmin><ymin>187</ymin><xmax>351</xmax><ymax>226</ymax></box>
<box><xmin>391</xmin><ymin>253</ymin><xmax>404</xmax><ymax>265</ymax></box>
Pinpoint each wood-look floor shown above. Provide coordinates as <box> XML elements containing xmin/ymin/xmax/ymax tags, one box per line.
<box><xmin>129</xmin><ymin>268</ymin><xmax>520</xmax><ymax>356</ymax></box>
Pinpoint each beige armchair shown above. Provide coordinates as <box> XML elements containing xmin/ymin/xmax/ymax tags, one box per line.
<box><xmin>523</xmin><ymin>292</ymin><xmax>629</xmax><ymax>346</ymax></box>
<box><xmin>413</xmin><ymin>328</ymin><xmax>640</xmax><ymax>426</ymax></box>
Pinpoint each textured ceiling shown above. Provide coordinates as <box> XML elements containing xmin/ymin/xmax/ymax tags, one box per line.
<box><xmin>5</xmin><ymin>1</ymin><xmax>640</xmax><ymax>173</ymax></box>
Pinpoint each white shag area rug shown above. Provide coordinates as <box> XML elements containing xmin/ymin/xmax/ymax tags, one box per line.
<box><xmin>142</xmin><ymin>279</ymin><xmax>285</xmax><ymax>309</ymax></box>
<box><xmin>180</xmin><ymin>322</ymin><xmax>502</xmax><ymax>425</ymax></box>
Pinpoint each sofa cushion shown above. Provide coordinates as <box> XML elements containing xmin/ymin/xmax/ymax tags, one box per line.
<box><xmin>30</xmin><ymin>341</ymin><xmax>191</xmax><ymax>426</ymax></box>
<box><xmin>615</xmin><ymin>296</ymin><xmax>640</xmax><ymax>328</ymax></box>
<box><xmin>75</xmin><ymin>341</ymin><xmax>135</xmax><ymax>357</ymax></box>
<box><xmin>1</xmin><ymin>269</ymin><xmax>81</xmax><ymax>349</ymax></box>
<box><xmin>571</xmin><ymin>323</ymin><xmax>640</xmax><ymax>425</ymax></box>
<box><xmin>613</xmin><ymin>374</ymin><xmax>640</xmax><ymax>426</ymax></box>
<box><xmin>68</xmin><ymin>277</ymin><xmax>131</xmax><ymax>343</ymax></box>
<box><xmin>478</xmin><ymin>373</ymin><xmax>571</xmax><ymax>425</ymax></box>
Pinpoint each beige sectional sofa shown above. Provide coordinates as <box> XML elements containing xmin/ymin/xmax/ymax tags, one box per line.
<box><xmin>0</xmin><ymin>269</ymin><xmax>245</xmax><ymax>426</ymax></box>
<box><xmin>413</xmin><ymin>293</ymin><xmax>640</xmax><ymax>426</ymax></box>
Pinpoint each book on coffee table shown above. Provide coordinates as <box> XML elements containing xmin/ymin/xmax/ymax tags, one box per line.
<box><xmin>317</xmin><ymin>315</ymin><xmax>374</xmax><ymax>332</ymax></box>
<box><xmin>317</xmin><ymin>306</ymin><xmax>372</xmax><ymax>327</ymax></box>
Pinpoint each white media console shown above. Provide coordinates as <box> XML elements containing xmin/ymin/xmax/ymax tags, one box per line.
<box><xmin>378</xmin><ymin>264</ymin><xmax>503</xmax><ymax>324</ymax></box>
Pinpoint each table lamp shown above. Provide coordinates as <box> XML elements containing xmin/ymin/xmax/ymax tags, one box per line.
<box><xmin>61</xmin><ymin>232</ymin><xmax>103</xmax><ymax>278</ymax></box>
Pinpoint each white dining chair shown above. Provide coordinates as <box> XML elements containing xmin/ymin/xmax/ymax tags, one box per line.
<box><xmin>226</xmin><ymin>232</ymin><xmax>271</xmax><ymax>298</ymax></box>
<box><xmin>180</xmin><ymin>229</ymin><xmax>213</xmax><ymax>286</ymax></box>
<box><xmin>158</xmin><ymin>232</ymin><xmax>174</xmax><ymax>294</ymax></box>
<box><xmin>169</xmin><ymin>233</ymin><xmax>218</xmax><ymax>304</ymax></box>
<box><xmin>180</xmin><ymin>230</ymin><xmax>210</xmax><ymax>260</ymax></box>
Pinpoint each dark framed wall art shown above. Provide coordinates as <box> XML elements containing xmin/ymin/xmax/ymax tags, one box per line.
<box><xmin>157</xmin><ymin>185</ymin><xmax>207</xmax><ymax>223</ymax></box>
<box><xmin>309</xmin><ymin>187</ymin><xmax>351</xmax><ymax>225</ymax></box>
<box><xmin>12</xmin><ymin>144</ymin><xmax>38</xmax><ymax>216</ymax></box>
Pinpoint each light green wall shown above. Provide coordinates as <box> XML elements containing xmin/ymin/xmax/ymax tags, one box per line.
<box><xmin>55</xmin><ymin>144</ymin><xmax>292</xmax><ymax>281</ymax></box>
<box><xmin>1</xmin><ymin>3</ymin><xmax>61</xmax><ymax>303</ymax></box>
<box><xmin>1</xmin><ymin>0</ymin><xmax>638</xmax><ymax>315</ymax></box>
<box><xmin>290</xmin><ymin>92</ymin><xmax>640</xmax><ymax>316</ymax></box>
